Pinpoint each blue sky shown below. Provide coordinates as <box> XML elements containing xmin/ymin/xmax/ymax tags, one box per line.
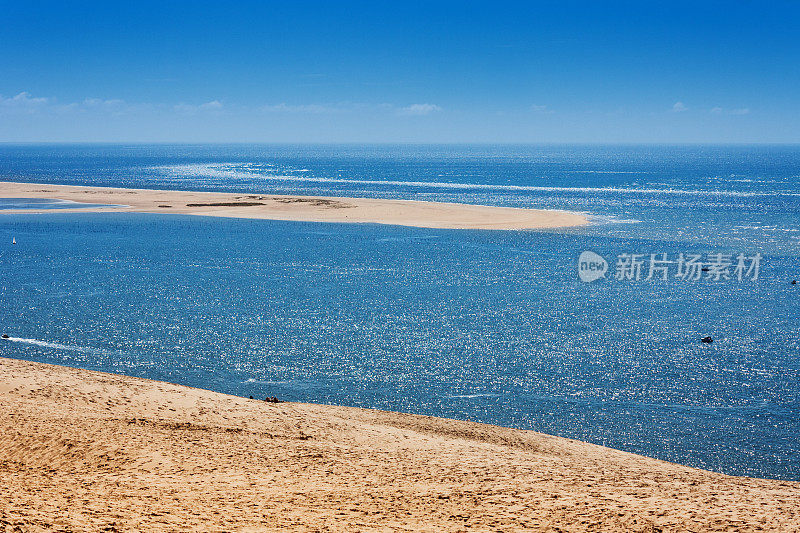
<box><xmin>1</xmin><ymin>1</ymin><xmax>799</xmax><ymax>142</ymax></box>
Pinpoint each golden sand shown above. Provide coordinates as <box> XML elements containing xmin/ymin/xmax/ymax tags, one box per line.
<box><xmin>0</xmin><ymin>181</ymin><xmax>587</xmax><ymax>230</ymax></box>
<box><xmin>1</xmin><ymin>357</ymin><xmax>797</xmax><ymax>532</ymax></box>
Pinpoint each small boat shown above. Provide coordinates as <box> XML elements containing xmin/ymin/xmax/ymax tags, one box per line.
<box><xmin>1</xmin><ymin>334</ymin><xmax>9</xmax><ymax>339</ymax></box>
<box><xmin>12</xmin><ymin>237</ymin><xmax>16</xmax><ymax>245</ymax></box>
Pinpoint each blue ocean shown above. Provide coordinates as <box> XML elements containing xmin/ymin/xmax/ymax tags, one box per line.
<box><xmin>1</xmin><ymin>144</ymin><xmax>798</xmax><ymax>480</ymax></box>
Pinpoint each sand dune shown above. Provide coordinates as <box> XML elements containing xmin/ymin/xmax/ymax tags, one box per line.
<box><xmin>0</xmin><ymin>181</ymin><xmax>587</xmax><ymax>230</ymax></box>
<box><xmin>0</xmin><ymin>357</ymin><xmax>797</xmax><ymax>532</ymax></box>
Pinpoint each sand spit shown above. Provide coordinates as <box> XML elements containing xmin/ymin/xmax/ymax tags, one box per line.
<box><xmin>0</xmin><ymin>181</ymin><xmax>587</xmax><ymax>230</ymax></box>
<box><xmin>0</xmin><ymin>357</ymin><xmax>797</xmax><ymax>532</ymax></box>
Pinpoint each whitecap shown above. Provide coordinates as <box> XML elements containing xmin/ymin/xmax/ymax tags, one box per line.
<box><xmin>446</xmin><ymin>393</ymin><xmax>500</xmax><ymax>399</ymax></box>
<box><xmin>3</xmin><ymin>337</ymin><xmax>125</xmax><ymax>356</ymax></box>
<box><xmin>151</xmin><ymin>163</ymin><xmax>800</xmax><ymax>198</ymax></box>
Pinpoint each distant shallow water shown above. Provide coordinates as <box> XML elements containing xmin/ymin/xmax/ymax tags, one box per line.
<box><xmin>0</xmin><ymin>198</ymin><xmax>121</xmax><ymax>210</ymax></box>
<box><xmin>2</xmin><ymin>143</ymin><xmax>799</xmax><ymax>253</ymax></box>
<box><xmin>0</xmin><ymin>144</ymin><xmax>799</xmax><ymax>481</ymax></box>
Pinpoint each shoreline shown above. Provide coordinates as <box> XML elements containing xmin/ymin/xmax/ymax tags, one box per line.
<box><xmin>1</xmin><ymin>356</ymin><xmax>798</xmax><ymax>531</ymax></box>
<box><xmin>0</xmin><ymin>181</ymin><xmax>588</xmax><ymax>230</ymax></box>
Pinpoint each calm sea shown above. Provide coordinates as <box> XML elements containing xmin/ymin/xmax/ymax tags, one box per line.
<box><xmin>1</xmin><ymin>144</ymin><xmax>799</xmax><ymax>480</ymax></box>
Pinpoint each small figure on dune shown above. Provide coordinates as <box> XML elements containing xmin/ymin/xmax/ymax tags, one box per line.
<box><xmin>264</xmin><ymin>396</ymin><xmax>282</xmax><ymax>403</ymax></box>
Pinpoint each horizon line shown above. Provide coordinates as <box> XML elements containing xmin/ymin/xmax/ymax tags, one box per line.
<box><xmin>3</xmin><ymin>141</ymin><xmax>800</xmax><ymax>147</ymax></box>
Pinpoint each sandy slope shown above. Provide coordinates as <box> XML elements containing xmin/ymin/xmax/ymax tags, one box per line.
<box><xmin>0</xmin><ymin>357</ymin><xmax>797</xmax><ymax>532</ymax></box>
<box><xmin>0</xmin><ymin>181</ymin><xmax>587</xmax><ymax>230</ymax></box>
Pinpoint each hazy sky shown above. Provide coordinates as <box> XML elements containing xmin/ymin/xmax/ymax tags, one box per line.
<box><xmin>2</xmin><ymin>1</ymin><xmax>799</xmax><ymax>143</ymax></box>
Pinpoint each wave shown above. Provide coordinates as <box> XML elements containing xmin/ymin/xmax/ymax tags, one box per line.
<box><xmin>566</xmin><ymin>170</ymin><xmax>645</xmax><ymax>174</ymax></box>
<box><xmin>587</xmin><ymin>214</ymin><xmax>643</xmax><ymax>225</ymax></box>
<box><xmin>734</xmin><ymin>225</ymin><xmax>800</xmax><ymax>233</ymax></box>
<box><xmin>376</xmin><ymin>235</ymin><xmax>441</xmax><ymax>242</ymax></box>
<box><xmin>152</xmin><ymin>163</ymin><xmax>800</xmax><ymax>198</ymax></box>
<box><xmin>446</xmin><ymin>393</ymin><xmax>500</xmax><ymax>399</ymax></box>
<box><xmin>3</xmin><ymin>337</ymin><xmax>123</xmax><ymax>356</ymax></box>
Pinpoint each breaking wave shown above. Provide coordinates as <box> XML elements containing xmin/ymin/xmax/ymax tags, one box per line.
<box><xmin>152</xmin><ymin>163</ymin><xmax>800</xmax><ymax>198</ymax></box>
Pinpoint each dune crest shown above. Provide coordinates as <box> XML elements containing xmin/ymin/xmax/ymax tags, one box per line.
<box><xmin>1</xmin><ymin>357</ymin><xmax>798</xmax><ymax>531</ymax></box>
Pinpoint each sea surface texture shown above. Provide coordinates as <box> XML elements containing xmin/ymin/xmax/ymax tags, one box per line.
<box><xmin>1</xmin><ymin>144</ymin><xmax>798</xmax><ymax>480</ymax></box>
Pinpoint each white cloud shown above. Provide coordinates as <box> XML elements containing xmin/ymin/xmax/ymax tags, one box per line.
<box><xmin>9</xmin><ymin>92</ymin><xmax>48</xmax><ymax>104</ymax></box>
<box><xmin>261</xmin><ymin>103</ymin><xmax>333</xmax><ymax>113</ymax></box>
<box><xmin>80</xmin><ymin>98</ymin><xmax>130</xmax><ymax>115</ymax></box>
<box><xmin>83</xmin><ymin>97</ymin><xmax>125</xmax><ymax>107</ymax></box>
<box><xmin>174</xmin><ymin>100</ymin><xmax>224</xmax><ymax>114</ymax></box>
<box><xmin>0</xmin><ymin>93</ymin><xmax>446</xmax><ymax>122</ymax></box>
<box><xmin>0</xmin><ymin>92</ymin><xmax>160</xmax><ymax>117</ymax></box>
<box><xmin>398</xmin><ymin>103</ymin><xmax>442</xmax><ymax>116</ymax></box>
<box><xmin>710</xmin><ymin>106</ymin><xmax>750</xmax><ymax>116</ymax></box>
<box><xmin>262</xmin><ymin>102</ymin><xmax>424</xmax><ymax>115</ymax></box>
<box><xmin>0</xmin><ymin>92</ymin><xmax>50</xmax><ymax>113</ymax></box>
<box><xmin>672</xmin><ymin>101</ymin><xmax>687</xmax><ymax>112</ymax></box>
<box><xmin>530</xmin><ymin>104</ymin><xmax>555</xmax><ymax>114</ymax></box>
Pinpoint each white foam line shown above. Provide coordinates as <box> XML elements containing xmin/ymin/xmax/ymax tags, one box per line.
<box><xmin>244</xmin><ymin>378</ymin><xmax>290</xmax><ymax>384</ymax></box>
<box><xmin>153</xmin><ymin>164</ymin><xmax>800</xmax><ymax>198</ymax></box>
<box><xmin>447</xmin><ymin>393</ymin><xmax>500</xmax><ymax>399</ymax></box>
<box><xmin>4</xmin><ymin>337</ymin><xmax>120</xmax><ymax>356</ymax></box>
<box><xmin>566</xmin><ymin>170</ymin><xmax>644</xmax><ymax>174</ymax></box>
<box><xmin>587</xmin><ymin>214</ymin><xmax>643</xmax><ymax>225</ymax></box>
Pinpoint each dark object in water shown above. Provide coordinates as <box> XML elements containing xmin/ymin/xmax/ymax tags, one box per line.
<box><xmin>1</xmin><ymin>334</ymin><xmax>8</xmax><ymax>339</ymax></box>
<box><xmin>264</xmin><ymin>396</ymin><xmax>283</xmax><ymax>403</ymax></box>
<box><xmin>701</xmin><ymin>336</ymin><xmax>713</xmax><ymax>344</ymax></box>
<box><xmin>249</xmin><ymin>395</ymin><xmax>253</xmax><ymax>399</ymax></box>
<box><xmin>792</xmin><ymin>280</ymin><xmax>797</xmax><ymax>285</ymax></box>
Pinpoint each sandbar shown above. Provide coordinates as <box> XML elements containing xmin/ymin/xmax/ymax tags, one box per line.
<box><xmin>0</xmin><ymin>181</ymin><xmax>587</xmax><ymax>230</ymax></box>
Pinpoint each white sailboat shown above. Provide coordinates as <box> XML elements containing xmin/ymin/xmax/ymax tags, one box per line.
<box><xmin>12</xmin><ymin>237</ymin><xmax>16</xmax><ymax>245</ymax></box>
